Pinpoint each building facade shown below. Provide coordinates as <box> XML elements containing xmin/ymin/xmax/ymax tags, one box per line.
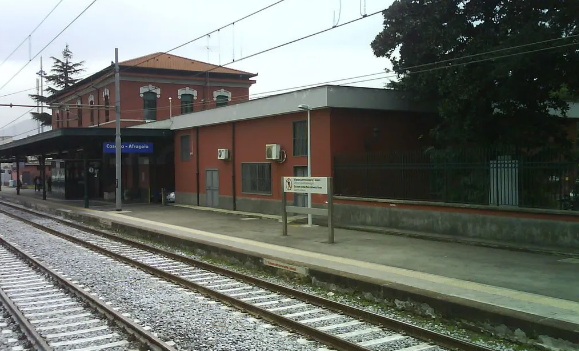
<box><xmin>47</xmin><ymin>53</ymin><xmax>257</xmax><ymax>129</ymax></box>
<box><xmin>135</xmin><ymin>85</ymin><xmax>437</xmax><ymax>213</ymax></box>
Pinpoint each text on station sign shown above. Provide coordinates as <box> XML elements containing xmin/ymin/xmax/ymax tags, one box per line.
<box><xmin>283</xmin><ymin>177</ymin><xmax>328</xmax><ymax>194</ymax></box>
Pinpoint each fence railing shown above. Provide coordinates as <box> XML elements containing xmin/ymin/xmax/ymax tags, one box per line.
<box><xmin>333</xmin><ymin>148</ymin><xmax>579</xmax><ymax>210</ymax></box>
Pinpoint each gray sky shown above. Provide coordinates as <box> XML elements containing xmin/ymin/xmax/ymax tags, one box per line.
<box><xmin>0</xmin><ymin>0</ymin><xmax>393</xmax><ymax>137</ymax></box>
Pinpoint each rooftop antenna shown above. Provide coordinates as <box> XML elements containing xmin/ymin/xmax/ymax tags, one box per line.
<box><xmin>333</xmin><ymin>0</ymin><xmax>342</xmax><ymax>27</ymax></box>
<box><xmin>360</xmin><ymin>0</ymin><xmax>367</xmax><ymax>17</ymax></box>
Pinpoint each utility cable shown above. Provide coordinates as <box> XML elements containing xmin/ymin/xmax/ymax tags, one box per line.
<box><xmin>117</xmin><ymin>39</ymin><xmax>579</xmax><ymax>115</ymax></box>
<box><xmin>0</xmin><ymin>0</ymin><xmax>98</xmax><ymax>92</ymax></box>
<box><xmin>50</xmin><ymin>0</ymin><xmax>288</xmax><ymax>102</ymax></box>
<box><xmin>3</xmin><ymin>37</ymin><xmax>578</xmax><ymax>139</ymax></box>
<box><xmin>0</xmin><ymin>0</ymin><xmax>65</xmax><ymax>68</ymax></box>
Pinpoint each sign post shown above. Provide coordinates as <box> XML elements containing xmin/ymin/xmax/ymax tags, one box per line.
<box><xmin>282</xmin><ymin>177</ymin><xmax>334</xmax><ymax>243</ymax></box>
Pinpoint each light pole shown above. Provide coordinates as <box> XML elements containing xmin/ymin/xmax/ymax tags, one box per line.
<box><xmin>298</xmin><ymin>104</ymin><xmax>312</xmax><ymax>226</ymax></box>
<box><xmin>169</xmin><ymin>97</ymin><xmax>172</xmax><ymax>118</ymax></box>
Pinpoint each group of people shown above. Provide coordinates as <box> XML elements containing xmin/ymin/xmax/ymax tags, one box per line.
<box><xmin>33</xmin><ymin>175</ymin><xmax>52</xmax><ymax>193</ymax></box>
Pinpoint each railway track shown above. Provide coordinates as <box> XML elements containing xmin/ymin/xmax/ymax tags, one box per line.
<box><xmin>0</xmin><ymin>201</ymin><xmax>495</xmax><ymax>351</ymax></box>
<box><xmin>0</xmin><ymin>231</ymin><xmax>176</xmax><ymax>351</ymax></box>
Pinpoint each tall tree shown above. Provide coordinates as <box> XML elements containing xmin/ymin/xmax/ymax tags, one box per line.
<box><xmin>371</xmin><ymin>0</ymin><xmax>579</xmax><ymax>151</ymax></box>
<box><xmin>29</xmin><ymin>44</ymin><xmax>85</xmax><ymax>126</ymax></box>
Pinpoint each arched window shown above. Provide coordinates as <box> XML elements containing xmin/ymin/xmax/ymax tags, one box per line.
<box><xmin>140</xmin><ymin>85</ymin><xmax>160</xmax><ymax>121</ymax></box>
<box><xmin>213</xmin><ymin>89</ymin><xmax>232</xmax><ymax>108</ymax></box>
<box><xmin>77</xmin><ymin>99</ymin><xmax>82</xmax><ymax>126</ymax></box>
<box><xmin>181</xmin><ymin>94</ymin><xmax>194</xmax><ymax>114</ymax></box>
<box><xmin>178</xmin><ymin>87</ymin><xmax>197</xmax><ymax>114</ymax></box>
<box><xmin>103</xmin><ymin>89</ymin><xmax>110</xmax><ymax>122</ymax></box>
<box><xmin>88</xmin><ymin>95</ymin><xmax>95</xmax><ymax>125</ymax></box>
<box><xmin>143</xmin><ymin>92</ymin><xmax>157</xmax><ymax>120</ymax></box>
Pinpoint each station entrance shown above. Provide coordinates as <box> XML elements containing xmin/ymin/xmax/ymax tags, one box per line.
<box><xmin>0</xmin><ymin>128</ymin><xmax>174</xmax><ymax>206</ymax></box>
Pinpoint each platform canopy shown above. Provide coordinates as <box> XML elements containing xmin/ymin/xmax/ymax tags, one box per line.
<box><xmin>0</xmin><ymin>128</ymin><xmax>172</xmax><ymax>162</ymax></box>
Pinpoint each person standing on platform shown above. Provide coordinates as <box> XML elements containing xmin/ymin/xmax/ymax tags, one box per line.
<box><xmin>34</xmin><ymin>176</ymin><xmax>39</xmax><ymax>192</ymax></box>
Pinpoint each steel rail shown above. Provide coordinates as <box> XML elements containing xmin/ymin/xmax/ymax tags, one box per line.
<box><xmin>0</xmin><ymin>234</ymin><xmax>177</xmax><ymax>351</ymax></box>
<box><xmin>0</xmin><ymin>201</ymin><xmax>495</xmax><ymax>351</ymax></box>
<box><xmin>0</xmin><ymin>207</ymin><xmax>367</xmax><ymax>351</ymax></box>
<box><xmin>0</xmin><ymin>276</ymin><xmax>53</xmax><ymax>351</ymax></box>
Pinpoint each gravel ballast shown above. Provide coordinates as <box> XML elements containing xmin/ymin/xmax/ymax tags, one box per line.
<box><xmin>0</xmin><ymin>213</ymin><xmax>324</xmax><ymax>351</ymax></box>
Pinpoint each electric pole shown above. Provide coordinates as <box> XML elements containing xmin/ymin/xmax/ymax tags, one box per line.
<box><xmin>115</xmin><ymin>48</ymin><xmax>122</xmax><ymax>211</ymax></box>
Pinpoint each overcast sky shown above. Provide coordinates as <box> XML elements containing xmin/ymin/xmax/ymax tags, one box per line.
<box><xmin>0</xmin><ymin>0</ymin><xmax>393</xmax><ymax>137</ymax></box>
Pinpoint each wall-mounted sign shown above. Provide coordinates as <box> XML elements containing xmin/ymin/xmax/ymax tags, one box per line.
<box><xmin>283</xmin><ymin>177</ymin><xmax>328</xmax><ymax>194</ymax></box>
<box><xmin>103</xmin><ymin>142</ymin><xmax>153</xmax><ymax>154</ymax></box>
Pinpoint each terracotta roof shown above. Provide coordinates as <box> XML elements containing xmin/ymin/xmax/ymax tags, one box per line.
<box><xmin>120</xmin><ymin>52</ymin><xmax>256</xmax><ymax>76</ymax></box>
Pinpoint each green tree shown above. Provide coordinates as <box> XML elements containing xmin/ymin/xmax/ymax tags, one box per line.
<box><xmin>29</xmin><ymin>44</ymin><xmax>85</xmax><ymax>126</ymax></box>
<box><xmin>371</xmin><ymin>0</ymin><xmax>579</xmax><ymax>151</ymax></box>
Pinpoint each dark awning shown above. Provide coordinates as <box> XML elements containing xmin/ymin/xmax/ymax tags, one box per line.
<box><xmin>0</xmin><ymin>128</ymin><xmax>173</xmax><ymax>162</ymax></box>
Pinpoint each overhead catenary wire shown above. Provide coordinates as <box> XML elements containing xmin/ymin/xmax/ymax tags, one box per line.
<box><xmin>3</xmin><ymin>38</ymin><xmax>578</xmax><ymax>139</ymax></box>
<box><xmin>48</xmin><ymin>0</ymin><xmax>288</xmax><ymax>104</ymax></box>
<box><xmin>52</xmin><ymin>3</ymin><xmax>379</xmax><ymax>108</ymax></box>
<box><xmin>0</xmin><ymin>87</ymin><xmax>37</xmax><ymax>98</ymax></box>
<box><xmin>0</xmin><ymin>108</ymin><xmax>35</xmax><ymax>130</ymax></box>
<box><xmin>0</xmin><ymin>0</ymin><xmax>65</xmax><ymax>69</ymax></box>
<box><xmin>0</xmin><ymin>0</ymin><xmax>99</xmax><ymax>93</ymax></box>
<box><xmin>116</xmin><ymin>39</ymin><xmax>579</xmax><ymax>115</ymax></box>
<box><xmin>5</xmin><ymin>35</ymin><xmax>578</xmax><ymax>115</ymax></box>
<box><xmin>0</xmin><ymin>72</ymin><xmax>105</xmax><ymax>99</ymax></box>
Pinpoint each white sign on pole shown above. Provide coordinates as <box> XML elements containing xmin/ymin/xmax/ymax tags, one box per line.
<box><xmin>283</xmin><ymin>177</ymin><xmax>328</xmax><ymax>194</ymax></box>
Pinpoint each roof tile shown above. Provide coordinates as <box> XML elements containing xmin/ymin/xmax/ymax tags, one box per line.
<box><xmin>120</xmin><ymin>52</ymin><xmax>255</xmax><ymax>76</ymax></box>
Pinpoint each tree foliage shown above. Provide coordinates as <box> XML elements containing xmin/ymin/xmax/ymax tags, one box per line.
<box><xmin>371</xmin><ymin>0</ymin><xmax>579</xmax><ymax>151</ymax></box>
<box><xmin>29</xmin><ymin>44</ymin><xmax>85</xmax><ymax>126</ymax></box>
<box><xmin>29</xmin><ymin>112</ymin><xmax>52</xmax><ymax>126</ymax></box>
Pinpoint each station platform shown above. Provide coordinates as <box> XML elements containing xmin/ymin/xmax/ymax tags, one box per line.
<box><xmin>1</xmin><ymin>188</ymin><xmax>579</xmax><ymax>343</ymax></box>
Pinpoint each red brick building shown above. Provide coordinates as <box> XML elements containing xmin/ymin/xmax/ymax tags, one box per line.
<box><xmin>135</xmin><ymin>85</ymin><xmax>436</xmax><ymax>213</ymax></box>
<box><xmin>47</xmin><ymin>53</ymin><xmax>257</xmax><ymax>129</ymax></box>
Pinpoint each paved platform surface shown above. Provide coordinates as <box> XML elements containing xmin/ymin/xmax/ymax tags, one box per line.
<box><xmin>2</xmin><ymin>188</ymin><xmax>579</xmax><ymax>327</ymax></box>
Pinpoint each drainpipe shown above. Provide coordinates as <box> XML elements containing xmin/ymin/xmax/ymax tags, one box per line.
<box><xmin>195</xmin><ymin>128</ymin><xmax>200</xmax><ymax>206</ymax></box>
<box><xmin>231</xmin><ymin>122</ymin><xmax>236</xmax><ymax>211</ymax></box>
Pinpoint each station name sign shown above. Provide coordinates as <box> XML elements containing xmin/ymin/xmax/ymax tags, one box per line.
<box><xmin>283</xmin><ymin>177</ymin><xmax>328</xmax><ymax>194</ymax></box>
<box><xmin>103</xmin><ymin>142</ymin><xmax>153</xmax><ymax>154</ymax></box>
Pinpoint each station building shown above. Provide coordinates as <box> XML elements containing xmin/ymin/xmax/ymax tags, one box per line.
<box><xmin>0</xmin><ymin>52</ymin><xmax>256</xmax><ymax>202</ymax></box>
<box><xmin>135</xmin><ymin>85</ymin><xmax>436</xmax><ymax>213</ymax></box>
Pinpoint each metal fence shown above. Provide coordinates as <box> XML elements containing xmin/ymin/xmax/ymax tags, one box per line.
<box><xmin>334</xmin><ymin>148</ymin><xmax>579</xmax><ymax>210</ymax></box>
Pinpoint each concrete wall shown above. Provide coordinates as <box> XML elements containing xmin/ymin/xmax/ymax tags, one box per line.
<box><xmin>334</xmin><ymin>198</ymin><xmax>579</xmax><ymax>249</ymax></box>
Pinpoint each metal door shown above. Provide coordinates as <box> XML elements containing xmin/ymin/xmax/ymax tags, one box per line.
<box><xmin>293</xmin><ymin>166</ymin><xmax>307</xmax><ymax>207</ymax></box>
<box><xmin>206</xmin><ymin>169</ymin><xmax>219</xmax><ymax>207</ymax></box>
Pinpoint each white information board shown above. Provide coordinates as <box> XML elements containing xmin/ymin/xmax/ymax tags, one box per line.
<box><xmin>283</xmin><ymin>177</ymin><xmax>328</xmax><ymax>194</ymax></box>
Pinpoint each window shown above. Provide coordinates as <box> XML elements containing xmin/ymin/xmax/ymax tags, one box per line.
<box><xmin>180</xmin><ymin>135</ymin><xmax>190</xmax><ymax>161</ymax></box>
<box><xmin>104</xmin><ymin>94</ymin><xmax>110</xmax><ymax>122</ymax></box>
<box><xmin>89</xmin><ymin>96</ymin><xmax>95</xmax><ymax>125</ymax></box>
<box><xmin>215</xmin><ymin>95</ymin><xmax>228</xmax><ymax>108</ymax></box>
<box><xmin>77</xmin><ymin>99</ymin><xmax>82</xmax><ymax>126</ymax></box>
<box><xmin>241</xmin><ymin>163</ymin><xmax>272</xmax><ymax>194</ymax></box>
<box><xmin>293</xmin><ymin>120</ymin><xmax>307</xmax><ymax>156</ymax></box>
<box><xmin>181</xmin><ymin>94</ymin><xmax>194</xmax><ymax>114</ymax></box>
<box><xmin>143</xmin><ymin>92</ymin><xmax>157</xmax><ymax>120</ymax></box>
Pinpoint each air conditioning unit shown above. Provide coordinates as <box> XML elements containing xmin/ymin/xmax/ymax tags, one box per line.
<box><xmin>217</xmin><ymin>148</ymin><xmax>229</xmax><ymax>160</ymax></box>
<box><xmin>265</xmin><ymin>144</ymin><xmax>281</xmax><ymax>160</ymax></box>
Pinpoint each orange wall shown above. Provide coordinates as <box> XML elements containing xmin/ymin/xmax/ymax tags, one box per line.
<box><xmin>198</xmin><ymin>123</ymin><xmax>234</xmax><ymax>196</ymax></box>
<box><xmin>53</xmin><ymin>74</ymin><xmax>251</xmax><ymax>129</ymax></box>
<box><xmin>174</xmin><ymin>109</ymin><xmax>332</xmax><ymax>203</ymax></box>
<box><xmin>174</xmin><ymin>129</ymin><xmax>196</xmax><ymax>194</ymax></box>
